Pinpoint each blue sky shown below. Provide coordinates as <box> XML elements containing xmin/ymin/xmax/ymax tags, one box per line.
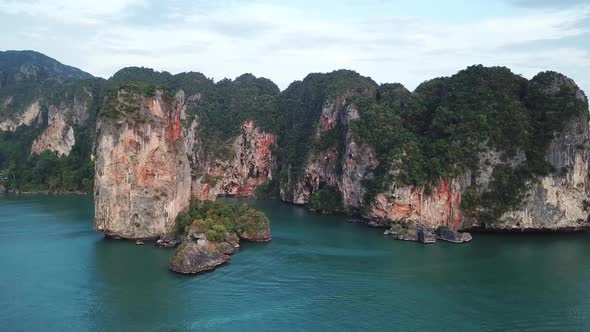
<box><xmin>0</xmin><ymin>0</ymin><xmax>588</xmax><ymax>93</ymax></box>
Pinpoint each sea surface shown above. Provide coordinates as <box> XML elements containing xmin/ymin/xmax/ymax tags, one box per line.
<box><xmin>1</xmin><ymin>194</ymin><xmax>589</xmax><ymax>331</ymax></box>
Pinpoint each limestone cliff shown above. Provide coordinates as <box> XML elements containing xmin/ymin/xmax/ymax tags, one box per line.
<box><xmin>0</xmin><ymin>100</ymin><xmax>41</xmax><ymax>132</ymax></box>
<box><xmin>369</xmin><ymin>178</ymin><xmax>466</xmax><ymax>229</ymax></box>
<box><xmin>189</xmin><ymin>120</ymin><xmax>277</xmax><ymax>200</ymax></box>
<box><xmin>279</xmin><ymin>68</ymin><xmax>590</xmax><ymax>232</ymax></box>
<box><xmin>366</xmin><ymin>111</ymin><xmax>589</xmax><ymax>232</ymax></box>
<box><xmin>286</xmin><ymin>102</ymin><xmax>377</xmax><ymax>211</ymax></box>
<box><xmin>492</xmin><ymin>113</ymin><xmax>589</xmax><ymax>230</ymax></box>
<box><xmin>278</xmin><ymin>70</ymin><xmax>378</xmax><ymax>211</ymax></box>
<box><xmin>5</xmin><ymin>51</ymin><xmax>587</xmax><ymax>236</ymax></box>
<box><xmin>369</xmin><ymin>74</ymin><xmax>589</xmax><ymax>231</ymax></box>
<box><xmin>93</xmin><ymin>88</ymin><xmax>191</xmax><ymax>239</ymax></box>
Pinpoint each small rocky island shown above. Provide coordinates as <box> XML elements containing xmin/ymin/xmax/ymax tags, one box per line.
<box><xmin>167</xmin><ymin>199</ymin><xmax>271</xmax><ymax>274</ymax></box>
<box><xmin>384</xmin><ymin>222</ymin><xmax>472</xmax><ymax>244</ymax></box>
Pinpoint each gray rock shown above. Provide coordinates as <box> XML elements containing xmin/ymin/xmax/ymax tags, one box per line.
<box><xmin>394</xmin><ymin>228</ymin><xmax>419</xmax><ymax>241</ymax></box>
<box><xmin>155</xmin><ymin>235</ymin><xmax>181</xmax><ymax>248</ymax></box>
<box><xmin>367</xmin><ymin>220</ymin><xmax>381</xmax><ymax>228</ymax></box>
<box><xmin>418</xmin><ymin>228</ymin><xmax>436</xmax><ymax>244</ymax></box>
<box><xmin>169</xmin><ymin>240</ymin><xmax>229</xmax><ymax>274</ymax></box>
<box><xmin>384</xmin><ymin>224</ymin><xmax>402</xmax><ymax>236</ymax></box>
<box><xmin>435</xmin><ymin>227</ymin><xmax>472</xmax><ymax>244</ymax></box>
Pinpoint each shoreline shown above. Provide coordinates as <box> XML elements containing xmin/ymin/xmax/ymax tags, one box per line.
<box><xmin>4</xmin><ymin>192</ymin><xmax>588</xmax><ymax>235</ymax></box>
<box><xmin>2</xmin><ymin>189</ymin><xmax>89</xmax><ymax>195</ymax></box>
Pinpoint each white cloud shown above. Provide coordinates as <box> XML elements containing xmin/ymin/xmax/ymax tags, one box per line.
<box><xmin>0</xmin><ymin>0</ymin><xmax>146</xmax><ymax>25</ymax></box>
<box><xmin>1</xmin><ymin>1</ymin><xmax>589</xmax><ymax>94</ymax></box>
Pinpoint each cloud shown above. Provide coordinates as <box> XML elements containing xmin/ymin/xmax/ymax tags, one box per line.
<box><xmin>0</xmin><ymin>0</ymin><xmax>589</xmax><ymax>95</ymax></box>
<box><xmin>509</xmin><ymin>0</ymin><xmax>589</xmax><ymax>9</ymax></box>
<box><xmin>0</xmin><ymin>0</ymin><xmax>146</xmax><ymax>25</ymax></box>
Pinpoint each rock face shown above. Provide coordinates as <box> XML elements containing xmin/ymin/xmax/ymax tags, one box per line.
<box><xmin>238</xmin><ymin>223</ymin><xmax>272</xmax><ymax>242</ymax></box>
<box><xmin>169</xmin><ymin>240</ymin><xmax>230</xmax><ymax>274</ymax></box>
<box><xmin>3</xmin><ymin>53</ymin><xmax>588</xmax><ymax>238</ymax></box>
<box><xmin>30</xmin><ymin>105</ymin><xmax>78</xmax><ymax>156</ymax></box>
<box><xmin>283</xmin><ymin>94</ymin><xmax>377</xmax><ymax>211</ymax></box>
<box><xmin>418</xmin><ymin>228</ymin><xmax>436</xmax><ymax>244</ymax></box>
<box><xmin>492</xmin><ymin>114</ymin><xmax>590</xmax><ymax>231</ymax></box>
<box><xmin>435</xmin><ymin>227</ymin><xmax>472</xmax><ymax>243</ymax></box>
<box><xmin>384</xmin><ymin>223</ymin><xmax>471</xmax><ymax>244</ymax></box>
<box><xmin>0</xmin><ymin>100</ymin><xmax>41</xmax><ymax>132</ymax></box>
<box><xmin>368</xmin><ymin>178</ymin><xmax>465</xmax><ymax>229</ymax></box>
<box><xmin>280</xmin><ymin>70</ymin><xmax>590</xmax><ymax>233</ymax></box>
<box><xmin>191</xmin><ymin>120</ymin><xmax>277</xmax><ymax>200</ymax></box>
<box><xmin>93</xmin><ymin>89</ymin><xmax>191</xmax><ymax>239</ymax></box>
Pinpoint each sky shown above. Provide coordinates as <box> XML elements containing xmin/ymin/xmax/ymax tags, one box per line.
<box><xmin>0</xmin><ymin>0</ymin><xmax>589</xmax><ymax>93</ymax></box>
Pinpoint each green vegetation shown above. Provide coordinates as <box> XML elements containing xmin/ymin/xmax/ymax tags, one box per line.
<box><xmin>194</xmin><ymin>74</ymin><xmax>281</xmax><ymax>159</ymax></box>
<box><xmin>0</xmin><ymin>79</ymin><xmax>101</xmax><ymax>193</ymax></box>
<box><xmin>201</xmin><ymin>174</ymin><xmax>222</xmax><ymax>186</ymax></box>
<box><xmin>277</xmin><ymin>70</ymin><xmax>376</xmax><ymax>194</ymax></box>
<box><xmin>309</xmin><ymin>186</ymin><xmax>343</xmax><ymax>212</ymax></box>
<box><xmin>351</xmin><ymin>65</ymin><xmax>588</xmax><ymax>221</ymax></box>
<box><xmin>106</xmin><ymin>68</ymin><xmax>282</xmax><ymax>160</ymax></box>
<box><xmin>0</xmin><ymin>127</ymin><xmax>95</xmax><ymax>192</ymax></box>
<box><xmin>2</xmin><ymin>52</ymin><xmax>588</xmax><ymax>225</ymax></box>
<box><xmin>0</xmin><ymin>50</ymin><xmax>94</xmax><ymax>118</ymax></box>
<box><xmin>99</xmin><ymin>82</ymin><xmax>172</xmax><ymax>118</ymax></box>
<box><xmin>173</xmin><ymin>199</ymin><xmax>270</xmax><ymax>240</ymax></box>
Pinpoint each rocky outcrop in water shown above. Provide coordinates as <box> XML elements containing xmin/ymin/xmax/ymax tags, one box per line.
<box><xmin>384</xmin><ymin>223</ymin><xmax>472</xmax><ymax>244</ymax></box>
<box><xmin>435</xmin><ymin>227</ymin><xmax>473</xmax><ymax>243</ymax></box>
<box><xmin>93</xmin><ymin>88</ymin><xmax>191</xmax><ymax>239</ymax></box>
<box><xmin>168</xmin><ymin>201</ymin><xmax>271</xmax><ymax>274</ymax></box>
<box><xmin>170</xmin><ymin>240</ymin><xmax>231</xmax><ymax>274</ymax></box>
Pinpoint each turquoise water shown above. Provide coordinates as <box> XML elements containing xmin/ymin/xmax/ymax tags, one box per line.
<box><xmin>1</xmin><ymin>195</ymin><xmax>590</xmax><ymax>331</ymax></box>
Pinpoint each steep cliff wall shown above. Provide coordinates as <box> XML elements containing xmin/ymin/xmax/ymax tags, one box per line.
<box><xmin>0</xmin><ymin>100</ymin><xmax>41</xmax><ymax>132</ymax></box>
<box><xmin>492</xmin><ymin>113</ymin><xmax>589</xmax><ymax>230</ymax></box>
<box><xmin>280</xmin><ymin>68</ymin><xmax>590</xmax><ymax>231</ymax></box>
<box><xmin>5</xmin><ymin>51</ymin><xmax>587</xmax><ymax>236</ymax></box>
<box><xmin>0</xmin><ymin>66</ymin><xmax>101</xmax><ymax>192</ymax></box>
<box><xmin>366</xmin><ymin>112</ymin><xmax>589</xmax><ymax>231</ymax></box>
<box><xmin>278</xmin><ymin>70</ymin><xmax>378</xmax><ymax>209</ymax></box>
<box><xmin>368</xmin><ymin>178</ymin><xmax>466</xmax><ymax>229</ymax></box>
<box><xmin>94</xmin><ymin>88</ymin><xmax>191</xmax><ymax>239</ymax></box>
<box><xmin>30</xmin><ymin>108</ymin><xmax>75</xmax><ymax>156</ymax></box>
<box><xmin>191</xmin><ymin>120</ymin><xmax>276</xmax><ymax>200</ymax></box>
<box><xmin>287</xmin><ymin>102</ymin><xmax>377</xmax><ymax>210</ymax></box>
<box><xmin>370</xmin><ymin>74</ymin><xmax>589</xmax><ymax>231</ymax></box>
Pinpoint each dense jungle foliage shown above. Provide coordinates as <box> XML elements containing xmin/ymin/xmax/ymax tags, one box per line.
<box><xmin>2</xmin><ymin>51</ymin><xmax>588</xmax><ymax>224</ymax></box>
<box><xmin>173</xmin><ymin>199</ymin><xmax>270</xmax><ymax>241</ymax></box>
<box><xmin>0</xmin><ymin>77</ymin><xmax>103</xmax><ymax>192</ymax></box>
<box><xmin>276</xmin><ymin>70</ymin><xmax>377</xmax><ymax>192</ymax></box>
<box><xmin>351</xmin><ymin>66</ymin><xmax>588</xmax><ymax>220</ymax></box>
